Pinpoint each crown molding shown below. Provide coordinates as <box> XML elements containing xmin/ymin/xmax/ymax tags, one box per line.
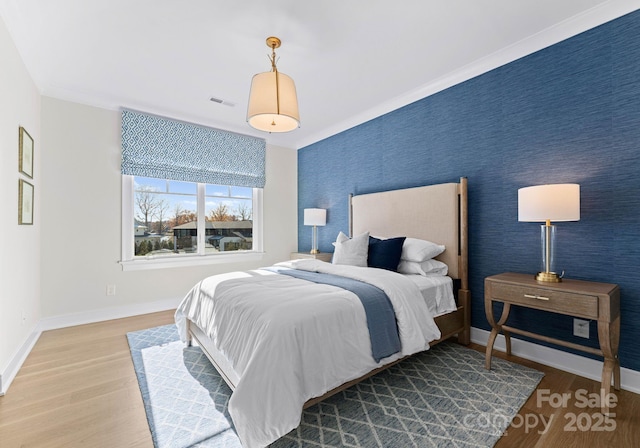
<box><xmin>295</xmin><ymin>1</ymin><xmax>639</xmax><ymax>149</ymax></box>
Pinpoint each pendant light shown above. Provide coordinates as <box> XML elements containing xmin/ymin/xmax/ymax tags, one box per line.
<box><xmin>247</xmin><ymin>36</ymin><xmax>300</xmax><ymax>133</ymax></box>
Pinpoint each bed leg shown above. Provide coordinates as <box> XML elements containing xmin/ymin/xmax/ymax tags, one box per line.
<box><xmin>457</xmin><ymin>289</ymin><xmax>471</xmax><ymax>345</ymax></box>
<box><xmin>185</xmin><ymin>319</ymin><xmax>193</xmax><ymax>347</ymax></box>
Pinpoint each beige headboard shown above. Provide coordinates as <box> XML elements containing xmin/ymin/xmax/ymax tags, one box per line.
<box><xmin>350</xmin><ymin>177</ymin><xmax>468</xmax><ymax>286</ymax></box>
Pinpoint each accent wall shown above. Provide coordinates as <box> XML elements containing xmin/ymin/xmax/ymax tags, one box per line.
<box><xmin>298</xmin><ymin>10</ymin><xmax>640</xmax><ymax>372</ymax></box>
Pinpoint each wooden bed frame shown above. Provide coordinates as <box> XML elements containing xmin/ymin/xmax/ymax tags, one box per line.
<box><xmin>187</xmin><ymin>176</ymin><xmax>470</xmax><ymax>409</ymax></box>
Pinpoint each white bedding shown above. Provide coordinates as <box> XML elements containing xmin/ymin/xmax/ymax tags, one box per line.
<box><xmin>175</xmin><ymin>259</ymin><xmax>441</xmax><ymax>448</ymax></box>
<box><xmin>405</xmin><ymin>274</ymin><xmax>457</xmax><ymax>316</ymax></box>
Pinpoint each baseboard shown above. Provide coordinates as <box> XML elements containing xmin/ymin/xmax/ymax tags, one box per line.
<box><xmin>471</xmin><ymin>327</ymin><xmax>640</xmax><ymax>395</ymax></box>
<box><xmin>0</xmin><ymin>297</ymin><xmax>181</xmax><ymax>395</ymax></box>
<box><xmin>0</xmin><ymin>323</ymin><xmax>42</xmax><ymax>396</ymax></box>
<box><xmin>38</xmin><ymin>297</ymin><xmax>181</xmax><ymax>331</ymax></box>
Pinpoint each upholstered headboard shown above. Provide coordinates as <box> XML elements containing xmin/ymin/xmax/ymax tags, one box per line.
<box><xmin>349</xmin><ymin>177</ymin><xmax>468</xmax><ymax>286</ymax></box>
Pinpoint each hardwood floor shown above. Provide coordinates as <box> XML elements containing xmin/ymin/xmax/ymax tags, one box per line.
<box><xmin>0</xmin><ymin>311</ymin><xmax>638</xmax><ymax>447</ymax></box>
<box><xmin>470</xmin><ymin>343</ymin><xmax>640</xmax><ymax>448</ymax></box>
<box><xmin>0</xmin><ymin>311</ymin><xmax>175</xmax><ymax>448</ymax></box>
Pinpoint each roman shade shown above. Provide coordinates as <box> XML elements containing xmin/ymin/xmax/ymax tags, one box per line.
<box><xmin>121</xmin><ymin>109</ymin><xmax>266</xmax><ymax>188</ymax></box>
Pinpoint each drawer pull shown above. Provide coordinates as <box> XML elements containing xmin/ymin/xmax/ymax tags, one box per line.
<box><xmin>524</xmin><ymin>294</ymin><xmax>550</xmax><ymax>301</ymax></box>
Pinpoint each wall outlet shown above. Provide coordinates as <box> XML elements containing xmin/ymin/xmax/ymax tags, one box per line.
<box><xmin>573</xmin><ymin>318</ymin><xmax>589</xmax><ymax>338</ymax></box>
<box><xmin>106</xmin><ymin>284</ymin><xmax>116</xmax><ymax>296</ymax></box>
<box><xmin>21</xmin><ymin>311</ymin><xmax>27</xmax><ymax>325</ymax></box>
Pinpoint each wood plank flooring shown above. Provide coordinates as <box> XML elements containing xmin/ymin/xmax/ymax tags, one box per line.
<box><xmin>0</xmin><ymin>311</ymin><xmax>174</xmax><ymax>448</ymax></box>
<box><xmin>483</xmin><ymin>341</ymin><xmax>640</xmax><ymax>448</ymax></box>
<box><xmin>0</xmin><ymin>311</ymin><xmax>638</xmax><ymax>447</ymax></box>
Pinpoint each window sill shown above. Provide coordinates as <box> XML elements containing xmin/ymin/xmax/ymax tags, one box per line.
<box><xmin>119</xmin><ymin>251</ymin><xmax>265</xmax><ymax>271</ymax></box>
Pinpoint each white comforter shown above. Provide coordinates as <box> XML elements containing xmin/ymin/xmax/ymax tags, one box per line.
<box><xmin>174</xmin><ymin>259</ymin><xmax>441</xmax><ymax>448</ymax></box>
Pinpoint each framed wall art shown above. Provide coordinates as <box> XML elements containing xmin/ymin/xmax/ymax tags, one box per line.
<box><xmin>18</xmin><ymin>179</ymin><xmax>34</xmax><ymax>225</ymax></box>
<box><xmin>19</xmin><ymin>126</ymin><xmax>34</xmax><ymax>178</ymax></box>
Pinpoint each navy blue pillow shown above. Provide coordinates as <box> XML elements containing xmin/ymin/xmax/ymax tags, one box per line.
<box><xmin>368</xmin><ymin>236</ymin><xmax>406</xmax><ymax>272</ymax></box>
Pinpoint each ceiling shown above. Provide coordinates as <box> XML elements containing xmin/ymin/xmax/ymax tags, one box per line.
<box><xmin>0</xmin><ymin>1</ymin><xmax>636</xmax><ymax>149</ymax></box>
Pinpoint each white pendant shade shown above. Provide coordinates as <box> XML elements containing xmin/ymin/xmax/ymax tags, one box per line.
<box><xmin>247</xmin><ymin>71</ymin><xmax>300</xmax><ymax>133</ymax></box>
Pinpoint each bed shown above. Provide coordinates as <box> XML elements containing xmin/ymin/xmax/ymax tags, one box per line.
<box><xmin>175</xmin><ymin>177</ymin><xmax>470</xmax><ymax>448</ymax></box>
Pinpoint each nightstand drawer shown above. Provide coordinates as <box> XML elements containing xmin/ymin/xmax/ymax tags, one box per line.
<box><xmin>490</xmin><ymin>282</ymin><xmax>598</xmax><ymax>319</ymax></box>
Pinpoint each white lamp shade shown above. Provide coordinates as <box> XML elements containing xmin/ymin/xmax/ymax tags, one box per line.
<box><xmin>304</xmin><ymin>208</ymin><xmax>326</xmax><ymax>226</ymax></box>
<box><xmin>518</xmin><ymin>184</ymin><xmax>580</xmax><ymax>222</ymax></box>
<box><xmin>247</xmin><ymin>71</ymin><xmax>300</xmax><ymax>133</ymax></box>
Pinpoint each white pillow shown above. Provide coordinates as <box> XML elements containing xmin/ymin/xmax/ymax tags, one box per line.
<box><xmin>401</xmin><ymin>237</ymin><xmax>445</xmax><ymax>262</ymax></box>
<box><xmin>332</xmin><ymin>231</ymin><xmax>369</xmax><ymax>267</ymax></box>
<box><xmin>398</xmin><ymin>259</ymin><xmax>449</xmax><ymax>276</ymax></box>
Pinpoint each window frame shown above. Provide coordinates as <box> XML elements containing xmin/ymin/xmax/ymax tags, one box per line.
<box><xmin>120</xmin><ymin>175</ymin><xmax>264</xmax><ymax>271</ymax></box>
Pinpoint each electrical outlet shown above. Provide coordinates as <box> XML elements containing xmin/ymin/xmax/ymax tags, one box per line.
<box><xmin>573</xmin><ymin>318</ymin><xmax>589</xmax><ymax>338</ymax></box>
<box><xmin>21</xmin><ymin>311</ymin><xmax>27</xmax><ymax>325</ymax></box>
<box><xmin>106</xmin><ymin>284</ymin><xmax>116</xmax><ymax>296</ymax></box>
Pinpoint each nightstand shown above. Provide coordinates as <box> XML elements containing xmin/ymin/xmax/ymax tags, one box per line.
<box><xmin>484</xmin><ymin>272</ymin><xmax>620</xmax><ymax>414</ymax></box>
<box><xmin>290</xmin><ymin>252</ymin><xmax>332</xmax><ymax>262</ymax></box>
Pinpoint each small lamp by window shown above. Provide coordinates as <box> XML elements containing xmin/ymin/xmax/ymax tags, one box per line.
<box><xmin>518</xmin><ymin>184</ymin><xmax>580</xmax><ymax>282</ymax></box>
<box><xmin>304</xmin><ymin>208</ymin><xmax>326</xmax><ymax>254</ymax></box>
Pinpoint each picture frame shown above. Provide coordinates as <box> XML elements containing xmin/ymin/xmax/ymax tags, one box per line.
<box><xmin>19</xmin><ymin>126</ymin><xmax>34</xmax><ymax>178</ymax></box>
<box><xmin>18</xmin><ymin>179</ymin><xmax>34</xmax><ymax>225</ymax></box>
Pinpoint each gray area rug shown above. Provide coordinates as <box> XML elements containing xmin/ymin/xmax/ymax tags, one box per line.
<box><xmin>127</xmin><ymin>324</ymin><xmax>543</xmax><ymax>447</ymax></box>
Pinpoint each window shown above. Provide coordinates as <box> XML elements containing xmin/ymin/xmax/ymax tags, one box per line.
<box><xmin>121</xmin><ymin>175</ymin><xmax>263</xmax><ymax>270</ymax></box>
<box><xmin>120</xmin><ymin>110</ymin><xmax>266</xmax><ymax>270</ymax></box>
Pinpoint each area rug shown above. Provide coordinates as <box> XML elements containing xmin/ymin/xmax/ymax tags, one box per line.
<box><xmin>127</xmin><ymin>324</ymin><xmax>544</xmax><ymax>447</ymax></box>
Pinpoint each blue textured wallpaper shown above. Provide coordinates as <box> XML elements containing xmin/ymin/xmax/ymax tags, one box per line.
<box><xmin>298</xmin><ymin>11</ymin><xmax>640</xmax><ymax>372</ymax></box>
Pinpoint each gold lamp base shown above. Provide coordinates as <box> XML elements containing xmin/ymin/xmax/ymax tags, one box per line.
<box><xmin>310</xmin><ymin>249</ymin><xmax>319</xmax><ymax>254</ymax></box>
<box><xmin>536</xmin><ymin>271</ymin><xmax>561</xmax><ymax>282</ymax></box>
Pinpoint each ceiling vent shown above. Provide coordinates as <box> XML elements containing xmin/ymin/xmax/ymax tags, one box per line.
<box><xmin>209</xmin><ymin>96</ymin><xmax>235</xmax><ymax>107</ymax></box>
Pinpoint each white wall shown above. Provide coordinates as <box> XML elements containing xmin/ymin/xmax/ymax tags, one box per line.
<box><xmin>0</xmin><ymin>15</ymin><xmax>42</xmax><ymax>393</ymax></box>
<box><xmin>40</xmin><ymin>97</ymin><xmax>298</xmax><ymax>321</ymax></box>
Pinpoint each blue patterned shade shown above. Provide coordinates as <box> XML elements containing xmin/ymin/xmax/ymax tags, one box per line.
<box><xmin>121</xmin><ymin>110</ymin><xmax>266</xmax><ymax>188</ymax></box>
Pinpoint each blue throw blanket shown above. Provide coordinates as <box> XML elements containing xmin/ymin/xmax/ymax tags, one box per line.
<box><xmin>273</xmin><ymin>268</ymin><xmax>401</xmax><ymax>362</ymax></box>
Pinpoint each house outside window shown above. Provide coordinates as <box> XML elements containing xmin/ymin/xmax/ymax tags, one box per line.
<box><xmin>121</xmin><ymin>175</ymin><xmax>263</xmax><ymax>270</ymax></box>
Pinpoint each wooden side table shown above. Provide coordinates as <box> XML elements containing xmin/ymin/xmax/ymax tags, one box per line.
<box><xmin>290</xmin><ymin>252</ymin><xmax>332</xmax><ymax>262</ymax></box>
<box><xmin>484</xmin><ymin>272</ymin><xmax>620</xmax><ymax>414</ymax></box>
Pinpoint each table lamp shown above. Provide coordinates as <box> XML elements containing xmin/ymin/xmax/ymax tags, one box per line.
<box><xmin>304</xmin><ymin>208</ymin><xmax>326</xmax><ymax>254</ymax></box>
<box><xmin>518</xmin><ymin>184</ymin><xmax>580</xmax><ymax>282</ymax></box>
